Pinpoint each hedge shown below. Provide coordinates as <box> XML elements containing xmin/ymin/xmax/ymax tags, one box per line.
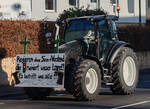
<box><xmin>118</xmin><ymin>25</ymin><xmax>150</xmax><ymax>52</ymax></box>
<box><xmin>0</xmin><ymin>20</ymin><xmax>150</xmax><ymax>59</ymax></box>
<box><xmin>0</xmin><ymin>20</ymin><xmax>55</xmax><ymax>58</ymax></box>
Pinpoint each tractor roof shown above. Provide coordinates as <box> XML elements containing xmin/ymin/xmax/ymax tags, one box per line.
<box><xmin>66</xmin><ymin>15</ymin><xmax>118</xmax><ymax>22</ymax></box>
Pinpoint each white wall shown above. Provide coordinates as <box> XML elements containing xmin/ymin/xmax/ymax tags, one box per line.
<box><xmin>31</xmin><ymin>0</ymin><xmax>108</xmax><ymax>21</ymax></box>
<box><xmin>31</xmin><ymin>0</ymin><xmax>69</xmax><ymax>21</ymax></box>
<box><xmin>100</xmin><ymin>0</ymin><xmax>146</xmax><ymax>23</ymax></box>
<box><xmin>118</xmin><ymin>0</ymin><xmax>146</xmax><ymax>23</ymax></box>
<box><xmin>0</xmin><ymin>0</ymin><xmax>31</xmax><ymax>20</ymax></box>
<box><xmin>31</xmin><ymin>0</ymin><xmax>99</xmax><ymax>21</ymax></box>
<box><xmin>79</xmin><ymin>0</ymin><xmax>90</xmax><ymax>9</ymax></box>
<box><xmin>0</xmin><ymin>0</ymin><xmax>146</xmax><ymax>23</ymax></box>
<box><xmin>79</xmin><ymin>0</ymin><xmax>97</xmax><ymax>9</ymax></box>
<box><xmin>100</xmin><ymin>0</ymin><xmax>114</xmax><ymax>15</ymax></box>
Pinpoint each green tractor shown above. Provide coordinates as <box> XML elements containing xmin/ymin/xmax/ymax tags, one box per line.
<box><xmin>13</xmin><ymin>15</ymin><xmax>139</xmax><ymax>101</ymax></box>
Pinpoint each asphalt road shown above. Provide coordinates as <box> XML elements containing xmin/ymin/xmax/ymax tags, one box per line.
<box><xmin>0</xmin><ymin>69</ymin><xmax>150</xmax><ymax>109</ymax></box>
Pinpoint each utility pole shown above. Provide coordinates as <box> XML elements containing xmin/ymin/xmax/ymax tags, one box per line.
<box><xmin>139</xmin><ymin>0</ymin><xmax>142</xmax><ymax>24</ymax></box>
<box><xmin>98</xmin><ymin>0</ymin><xmax>100</xmax><ymax>9</ymax></box>
<box><xmin>77</xmin><ymin>0</ymin><xmax>79</xmax><ymax>8</ymax></box>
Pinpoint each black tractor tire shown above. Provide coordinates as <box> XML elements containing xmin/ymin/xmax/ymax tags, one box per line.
<box><xmin>72</xmin><ymin>59</ymin><xmax>101</xmax><ymax>101</ymax></box>
<box><xmin>64</xmin><ymin>64</ymin><xmax>75</xmax><ymax>94</ymax></box>
<box><xmin>24</xmin><ymin>88</ymin><xmax>53</xmax><ymax>100</ymax></box>
<box><xmin>110</xmin><ymin>47</ymin><xmax>139</xmax><ymax>95</ymax></box>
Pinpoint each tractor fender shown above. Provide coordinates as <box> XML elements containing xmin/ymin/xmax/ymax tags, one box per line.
<box><xmin>83</xmin><ymin>55</ymin><xmax>101</xmax><ymax>66</ymax></box>
<box><xmin>107</xmin><ymin>41</ymin><xmax>132</xmax><ymax>65</ymax></box>
<box><xmin>83</xmin><ymin>55</ymin><xmax>103</xmax><ymax>76</ymax></box>
<box><xmin>59</xmin><ymin>40</ymin><xmax>84</xmax><ymax>65</ymax></box>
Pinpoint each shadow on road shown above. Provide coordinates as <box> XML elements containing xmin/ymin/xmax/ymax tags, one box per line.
<box><xmin>47</xmin><ymin>103</ymin><xmax>113</xmax><ymax>109</ymax></box>
<box><xmin>0</xmin><ymin>68</ymin><xmax>149</xmax><ymax>102</ymax></box>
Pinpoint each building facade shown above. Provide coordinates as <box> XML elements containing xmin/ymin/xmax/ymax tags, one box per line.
<box><xmin>0</xmin><ymin>0</ymin><xmax>31</xmax><ymax>20</ymax></box>
<box><xmin>0</xmin><ymin>0</ymin><xmax>147</xmax><ymax>23</ymax></box>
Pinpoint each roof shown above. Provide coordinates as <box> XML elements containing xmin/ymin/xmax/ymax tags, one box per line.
<box><xmin>66</xmin><ymin>15</ymin><xmax>118</xmax><ymax>22</ymax></box>
<box><xmin>57</xmin><ymin>15</ymin><xmax>118</xmax><ymax>26</ymax></box>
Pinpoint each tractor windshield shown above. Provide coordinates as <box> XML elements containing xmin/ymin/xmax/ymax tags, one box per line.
<box><xmin>65</xmin><ymin>19</ymin><xmax>94</xmax><ymax>42</ymax></box>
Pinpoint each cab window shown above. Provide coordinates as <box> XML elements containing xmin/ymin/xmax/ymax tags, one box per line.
<box><xmin>98</xmin><ymin>20</ymin><xmax>110</xmax><ymax>38</ymax></box>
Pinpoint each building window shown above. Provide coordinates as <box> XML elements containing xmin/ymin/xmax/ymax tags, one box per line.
<box><xmin>148</xmin><ymin>0</ymin><xmax>150</xmax><ymax>8</ymax></box>
<box><xmin>128</xmin><ymin>0</ymin><xmax>134</xmax><ymax>13</ymax></box>
<box><xmin>90</xmin><ymin>0</ymin><xmax>97</xmax><ymax>9</ymax></box>
<box><xmin>91</xmin><ymin>0</ymin><xmax>97</xmax><ymax>3</ymax></box>
<box><xmin>69</xmin><ymin>0</ymin><xmax>76</xmax><ymax>6</ymax></box>
<box><xmin>45</xmin><ymin>0</ymin><xmax>56</xmax><ymax>11</ymax></box>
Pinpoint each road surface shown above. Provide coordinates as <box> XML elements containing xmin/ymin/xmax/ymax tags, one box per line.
<box><xmin>0</xmin><ymin>69</ymin><xmax>150</xmax><ymax>109</ymax></box>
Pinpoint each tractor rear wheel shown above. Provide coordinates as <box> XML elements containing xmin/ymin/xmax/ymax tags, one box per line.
<box><xmin>110</xmin><ymin>47</ymin><xmax>139</xmax><ymax>95</ymax></box>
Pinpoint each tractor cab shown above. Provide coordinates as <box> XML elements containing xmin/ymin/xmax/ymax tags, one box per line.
<box><xmin>60</xmin><ymin>15</ymin><xmax>119</xmax><ymax>61</ymax></box>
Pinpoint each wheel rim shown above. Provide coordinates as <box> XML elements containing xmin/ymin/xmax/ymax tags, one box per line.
<box><xmin>85</xmin><ymin>68</ymin><xmax>98</xmax><ymax>94</ymax></box>
<box><xmin>123</xmin><ymin>56</ymin><xmax>136</xmax><ymax>86</ymax></box>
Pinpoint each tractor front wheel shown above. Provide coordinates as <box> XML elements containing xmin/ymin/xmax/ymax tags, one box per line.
<box><xmin>72</xmin><ymin>59</ymin><xmax>101</xmax><ymax>101</ymax></box>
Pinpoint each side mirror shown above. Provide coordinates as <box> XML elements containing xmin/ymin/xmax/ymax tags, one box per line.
<box><xmin>45</xmin><ymin>32</ymin><xmax>52</xmax><ymax>38</ymax></box>
<box><xmin>45</xmin><ymin>32</ymin><xmax>52</xmax><ymax>45</ymax></box>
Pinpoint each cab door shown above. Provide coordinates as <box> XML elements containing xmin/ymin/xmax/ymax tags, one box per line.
<box><xmin>97</xmin><ymin>20</ymin><xmax>117</xmax><ymax>61</ymax></box>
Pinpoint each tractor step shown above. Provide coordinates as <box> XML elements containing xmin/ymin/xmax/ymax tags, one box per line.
<box><xmin>103</xmin><ymin>68</ymin><xmax>108</xmax><ymax>71</ymax></box>
<box><xmin>106</xmin><ymin>83</ymin><xmax>114</xmax><ymax>85</ymax></box>
<box><xmin>104</xmin><ymin>75</ymin><xmax>111</xmax><ymax>78</ymax></box>
<box><xmin>103</xmin><ymin>75</ymin><xmax>113</xmax><ymax>85</ymax></box>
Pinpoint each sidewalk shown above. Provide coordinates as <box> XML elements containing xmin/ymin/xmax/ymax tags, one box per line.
<box><xmin>0</xmin><ymin>85</ymin><xmax>65</xmax><ymax>98</ymax></box>
<box><xmin>0</xmin><ymin>85</ymin><xmax>24</xmax><ymax>98</ymax></box>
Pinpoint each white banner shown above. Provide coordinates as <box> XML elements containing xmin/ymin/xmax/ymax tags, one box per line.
<box><xmin>15</xmin><ymin>53</ymin><xmax>65</xmax><ymax>88</ymax></box>
<box><xmin>0</xmin><ymin>0</ymin><xmax>31</xmax><ymax>20</ymax></box>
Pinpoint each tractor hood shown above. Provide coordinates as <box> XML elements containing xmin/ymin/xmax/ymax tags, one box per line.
<box><xmin>59</xmin><ymin>40</ymin><xmax>81</xmax><ymax>52</ymax></box>
<box><xmin>59</xmin><ymin>40</ymin><xmax>86</xmax><ymax>64</ymax></box>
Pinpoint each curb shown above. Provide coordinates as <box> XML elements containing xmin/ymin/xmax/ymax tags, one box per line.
<box><xmin>0</xmin><ymin>92</ymin><xmax>25</xmax><ymax>98</ymax></box>
<box><xmin>0</xmin><ymin>85</ymin><xmax>24</xmax><ymax>98</ymax></box>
